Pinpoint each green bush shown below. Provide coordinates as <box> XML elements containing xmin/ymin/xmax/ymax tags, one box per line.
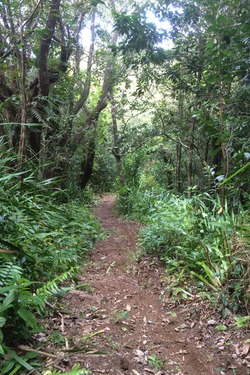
<box><xmin>122</xmin><ymin>186</ymin><xmax>249</xmax><ymax>314</ymax></box>
<box><xmin>116</xmin><ymin>185</ymin><xmax>167</xmax><ymax>218</ymax></box>
<box><xmin>139</xmin><ymin>195</ymin><xmax>197</xmax><ymax>254</ymax></box>
<box><xmin>0</xmin><ymin>151</ymin><xmax>100</xmax><ymax>371</ymax></box>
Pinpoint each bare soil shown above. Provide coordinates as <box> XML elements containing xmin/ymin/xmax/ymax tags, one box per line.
<box><xmin>40</xmin><ymin>194</ymin><xmax>250</xmax><ymax>374</ymax></box>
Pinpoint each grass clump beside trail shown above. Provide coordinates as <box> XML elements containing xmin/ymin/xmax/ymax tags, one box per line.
<box><xmin>116</xmin><ymin>186</ymin><xmax>250</xmax><ymax>317</ymax></box>
<box><xmin>0</xmin><ymin>154</ymin><xmax>100</xmax><ymax>373</ymax></box>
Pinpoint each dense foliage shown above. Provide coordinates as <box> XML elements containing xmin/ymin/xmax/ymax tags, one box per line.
<box><xmin>117</xmin><ymin>186</ymin><xmax>250</xmax><ymax>315</ymax></box>
<box><xmin>113</xmin><ymin>0</ymin><xmax>250</xmax><ymax>202</ymax></box>
<box><xmin>0</xmin><ymin>0</ymin><xmax>249</xmax><ymax>372</ymax></box>
<box><xmin>0</xmin><ymin>0</ymin><xmax>249</xmax><ymax>196</ymax></box>
<box><xmin>0</xmin><ymin>150</ymin><xmax>99</xmax><ymax>372</ymax></box>
<box><xmin>113</xmin><ymin>0</ymin><xmax>250</xmax><ymax>319</ymax></box>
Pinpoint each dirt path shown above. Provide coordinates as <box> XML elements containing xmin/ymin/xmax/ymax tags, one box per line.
<box><xmin>61</xmin><ymin>195</ymin><xmax>249</xmax><ymax>375</ymax></box>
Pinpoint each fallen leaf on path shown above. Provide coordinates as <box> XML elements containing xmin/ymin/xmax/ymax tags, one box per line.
<box><xmin>216</xmin><ymin>324</ymin><xmax>227</xmax><ymax>331</ymax></box>
<box><xmin>173</xmin><ymin>349</ymin><xmax>188</xmax><ymax>355</ymax></box>
<box><xmin>134</xmin><ymin>349</ymin><xmax>148</xmax><ymax>365</ymax></box>
<box><xmin>207</xmin><ymin>319</ymin><xmax>216</xmax><ymax>325</ymax></box>
<box><xmin>175</xmin><ymin>323</ymin><xmax>188</xmax><ymax>331</ymax></box>
<box><xmin>166</xmin><ymin>311</ymin><xmax>177</xmax><ymax>318</ymax></box>
<box><xmin>241</xmin><ymin>342</ymin><xmax>250</xmax><ymax>356</ymax></box>
<box><xmin>190</xmin><ymin>321</ymin><xmax>196</xmax><ymax>328</ymax></box>
<box><xmin>126</xmin><ymin>304</ymin><xmax>131</xmax><ymax>311</ymax></box>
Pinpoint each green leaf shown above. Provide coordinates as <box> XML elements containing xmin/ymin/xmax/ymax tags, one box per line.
<box><xmin>219</xmin><ymin>161</ymin><xmax>250</xmax><ymax>186</ymax></box>
<box><xmin>0</xmin><ymin>290</ymin><xmax>16</xmax><ymax>313</ymax></box>
<box><xmin>166</xmin><ymin>311</ymin><xmax>177</xmax><ymax>318</ymax></box>
<box><xmin>176</xmin><ymin>323</ymin><xmax>188</xmax><ymax>330</ymax></box>
<box><xmin>235</xmin><ymin>315</ymin><xmax>250</xmax><ymax>327</ymax></box>
<box><xmin>8</xmin><ymin>364</ymin><xmax>22</xmax><ymax>375</ymax></box>
<box><xmin>0</xmin><ymin>170</ymin><xmax>30</xmax><ymax>182</ymax></box>
<box><xmin>216</xmin><ymin>325</ymin><xmax>227</xmax><ymax>331</ymax></box>
<box><xmin>17</xmin><ymin>308</ymin><xmax>37</xmax><ymax>329</ymax></box>
<box><xmin>4</xmin><ymin>346</ymin><xmax>34</xmax><ymax>371</ymax></box>
<box><xmin>0</xmin><ymin>317</ymin><xmax>6</xmax><ymax>328</ymax></box>
<box><xmin>190</xmin><ymin>271</ymin><xmax>218</xmax><ymax>291</ymax></box>
<box><xmin>91</xmin><ymin>0</ymin><xmax>106</xmax><ymax>6</ymax></box>
<box><xmin>1</xmin><ymin>360</ymin><xmax>15</xmax><ymax>375</ymax></box>
<box><xmin>0</xmin><ymin>344</ymin><xmax>4</xmax><ymax>355</ymax></box>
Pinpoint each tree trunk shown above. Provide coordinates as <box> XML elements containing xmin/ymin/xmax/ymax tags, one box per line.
<box><xmin>72</xmin><ymin>30</ymin><xmax>119</xmax><ymax>189</ymax></box>
<box><xmin>218</xmin><ymin>38</ymin><xmax>229</xmax><ymax>206</ymax></box>
<box><xmin>74</xmin><ymin>10</ymin><xmax>96</xmax><ymax>114</ymax></box>
<box><xmin>29</xmin><ymin>0</ymin><xmax>61</xmax><ymax>156</ymax></box>
<box><xmin>110</xmin><ymin>91</ymin><xmax>125</xmax><ymax>186</ymax></box>
<box><xmin>0</xmin><ymin>125</ymin><xmax>5</xmax><ymax>138</ymax></box>
<box><xmin>176</xmin><ymin>140</ymin><xmax>182</xmax><ymax>191</ymax></box>
<box><xmin>18</xmin><ymin>22</ymin><xmax>28</xmax><ymax>161</ymax></box>
<box><xmin>211</xmin><ymin>136</ymin><xmax>223</xmax><ymax>173</ymax></box>
<box><xmin>80</xmin><ymin>136</ymin><xmax>95</xmax><ymax>190</ymax></box>
<box><xmin>188</xmin><ymin>119</ymin><xmax>195</xmax><ymax>189</ymax></box>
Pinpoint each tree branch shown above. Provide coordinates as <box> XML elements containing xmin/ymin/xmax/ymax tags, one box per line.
<box><xmin>38</xmin><ymin>0</ymin><xmax>61</xmax><ymax>96</ymax></box>
<box><xmin>74</xmin><ymin>9</ymin><xmax>96</xmax><ymax>114</ymax></box>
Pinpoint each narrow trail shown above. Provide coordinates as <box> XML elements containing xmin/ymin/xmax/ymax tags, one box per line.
<box><xmin>64</xmin><ymin>195</ymin><xmax>248</xmax><ymax>375</ymax></box>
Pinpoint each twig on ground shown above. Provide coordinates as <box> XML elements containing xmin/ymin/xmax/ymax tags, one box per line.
<box><xmin>18</xmin><ymin>345</ymin><xmax>57</xmax><ymax>359</ymax></box>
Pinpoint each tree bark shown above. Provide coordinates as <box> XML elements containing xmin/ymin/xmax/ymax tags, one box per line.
<box><xmin>74</xmin><ymin>9</ymin><xmax>96</xmax><ymax>114</ymax></box>
<box><xmin>72</xmin><ymin>30</ymin><xmax>119</xmax><ymax>189</ymax></box>
<box><xmin>176</xmin><ymin>140</ymin><xmax>182</xmax><ymax>191</ymax></box>
<box><xmin>218</xmin><ymin>39</ymin><xmax>228</xmax><ymax>206</ymax></box>
<box><xmin>80</xmin><ymin>136</ymin><xmax>95</xmax><ymax>190</ymax></box>
<box><xmin>188</xmin><ymin>119</ymin><xmax>195</xmax><ymax>189</ymax></box>
<box><xmin>39</xmin><ymin>0</ymin><xmax>61</xmax><ymax>97</ymax></box>
<box><xmin>110</xmin><ymin>91</ymin><xmax>125</xmax><ymax>186</ymax></box>
<box><xmin>18</xmin><ymin>19</ymin><xmax>28</xmax><ymax>161</ymax></box>
<box><xmin>28</xmin><ymin>0</ymin><xmax>61</xmax><ymax>156</ymax></box>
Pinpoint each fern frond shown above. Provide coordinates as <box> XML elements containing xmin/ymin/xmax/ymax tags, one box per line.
<box><xmin>36</xmin><ymin>267</ymin><xmax>76</xmax><ymax>301</ymax></box>
<box><xmin>0</xmin><ymin>262</ymin><xmax>23</xmax><ymax>287</ymax></box>
<box><xmin>31</xmin><ymin>108</ymin><xmax>45</xmax><ymax>124</ymax></box>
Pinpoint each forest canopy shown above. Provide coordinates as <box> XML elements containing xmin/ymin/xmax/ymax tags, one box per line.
<box><xmin>0</xmin><ymin>0</ymin><xmax>249</xmax><ymax>196</ymax></box>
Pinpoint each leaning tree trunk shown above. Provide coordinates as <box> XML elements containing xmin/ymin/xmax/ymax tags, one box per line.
<box><xmin>73</xmin><ymin>30</ymin><xmax>119</xmax><ymax>190</ymax></box>
<box><xmin>110</xmin><ymin>91</ymin><xmax>125</xmax><ymax>186</ymax></box>
<box><xmin>29</xmin><ymin>0</ymin><xmax>61</xmax><ymax>156</ymax></box>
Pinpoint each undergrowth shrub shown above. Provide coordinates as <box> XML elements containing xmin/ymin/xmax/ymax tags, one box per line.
<box><xmin>0</xmin><ymin>193</ymin><xmax>99</xmax><ymax>279</ymax></box>
<box><xmin>120</xmin><ymin>187</ymin><xmax>249</xmax><ymax>315</ymax></box>
<box><xmin>0</xmin><ymin>151</ymin><xmax>100</xmax><ymax>372</ymax></box>
<box><xmin>116</xmin><ymin>185</ymin><xmax>167</xmax><ymax>218</ymax></box>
